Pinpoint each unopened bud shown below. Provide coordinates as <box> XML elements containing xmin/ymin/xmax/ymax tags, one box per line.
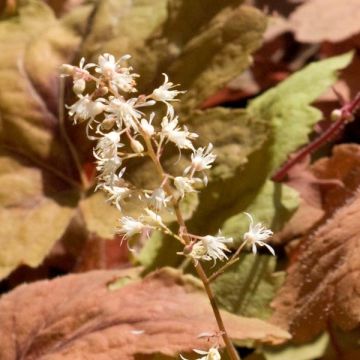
<box><xmin>130</xmin><ymin>139</ymin><xmax>144</xmax><ymax>153</ymax></box>
<box><xmin>331</xmin><ymin>108</ymin><xmax>342</xmax><ymax>121</ymax></box>
<box><xmin>92</xmin><ymin>102</ymin><xmax>106</xmax><ymax>117</ymax></box>
<box><xmin>101</xmin><ymin>117</ymin><xmax>116</xmax><ymax>130</ymax></box>
<box><xmin>73</xmin><ymin>78</ymin><xmax>86</xmax><ymax>95</ymax></box>
<box><xmin>60</xmin><ymin>64</ymin><xmax>75</xmax><ymax>76</ymax></box>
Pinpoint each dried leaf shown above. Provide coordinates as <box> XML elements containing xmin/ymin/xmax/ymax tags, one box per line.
<box><xmin>79</xmin><ymin>192</ymin><xmax>121</xmax><ymax>239</ymax></box>
<box><xmin>0</xmin><ymin>268</ymin><xmax>290</xmax><ymax>359</ymax></box>
<box><xmin>271</xmin><ymin>189</ymin><xmax>360</xmax><ymax>341</ymax></box>
<box><xmin>0</xmin><ymin>153</ymin><xmax>75</xmax><ymax>280</ymax></box>
<box><xmin>289</xmin><ymin>0</ymin><xmax>360</xmax><ymax>43</ymax></box>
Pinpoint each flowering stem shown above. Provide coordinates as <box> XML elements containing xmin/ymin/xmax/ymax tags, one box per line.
<box><xmin>143</xmin><ymin>135</ymin><xmax>240</xmax><ymax>360</ymax></box>
<box><xmin>207</xmin><ymin>241</ymin><xmax>248</xmax><ymax>283</ymax></box>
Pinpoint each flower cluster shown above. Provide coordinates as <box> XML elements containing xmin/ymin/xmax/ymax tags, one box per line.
<box><xmin>62</xmin><ymin>53</ymin><xmax>274</xmax><ymax>264</ymax></box>
<box><xmin>62</xmin><ymin>54</ymin><xmax>217</xmax><ymax>247</ymax></box>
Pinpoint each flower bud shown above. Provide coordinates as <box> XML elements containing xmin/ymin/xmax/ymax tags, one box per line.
<box><xmin>60</xmin><ymin>64</ymin><xmax>75</xmax><ymax>76</ymax></box>
<box><xmin>130</xmin><ymin>139</ymin><xmax>144</xmax><ymax>153</ymax></box>
<box><xmin>73</xmin><ymin>78</ymin><xmax>86</xmax><ymax>95</ymax></box>
<box><xmin>331</xmin><ymin>108</ymin><xmax>342</xmax><ymax>121</ymax></box>
<box><xmin>92</xmin><ymin>102</ymin><xmax>106</xmax><ymax>117</ymax></box>
<box><xmin>141</xmin><ymin>119</ymin><xmax>154</xmax><ymax>137</ymax></box>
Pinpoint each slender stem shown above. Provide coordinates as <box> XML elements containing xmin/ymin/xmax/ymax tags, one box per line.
<box><xmin>59</xmin><ymin>77</ymin><xmax>91</xmax><ymax>191</ymax></box>
<box><xmin>208</xmin><ymin>241</ymin><xmax>248</xmax><ymax>283</ymax></box>
<box><xmin>143</xmin><ymin>135</ymin><xmax>240</xmax><ymax>360</ymax></box>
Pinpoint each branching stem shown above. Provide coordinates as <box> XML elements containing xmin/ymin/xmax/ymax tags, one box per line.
<box><xmin>143</xmin><ymin>134</ymin><xmax>240</xmax><ymax>360</ymax></box>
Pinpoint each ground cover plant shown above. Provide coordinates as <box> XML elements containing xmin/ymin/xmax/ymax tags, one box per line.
<box><xmin>0</xmin><ymin>1</ymin><xmax>359</xmax><ymax>359</ymax></box>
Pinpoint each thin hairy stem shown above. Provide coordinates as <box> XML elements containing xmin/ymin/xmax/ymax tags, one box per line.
<box><xmin>143</xmin><ymin>135</ymin><xmax>240</xmax><ymax>360</ymax></box>
<box><xmin>208</xmin><ymin>241</ymin><xmax>248</xmax><ymax>283</ymax></box>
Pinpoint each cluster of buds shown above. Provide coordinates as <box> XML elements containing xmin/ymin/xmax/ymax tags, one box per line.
<box><xmin>61</xmin><ymin>53</ymin><xmax>274</xmax><ymax>262</ymax></box>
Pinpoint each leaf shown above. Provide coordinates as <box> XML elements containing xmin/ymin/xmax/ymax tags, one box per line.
<box><xmin>0</xmin><ymin>153</ymin><xmax>75</xmax><ymax>280</ymax></box>
<box><xmin>0</xmin><ymin>0</ymin><xmax>82</xmax><ymax>173</ymax></box>
<box><xmin>289</xmin><ymin>0</ymin><xmax>360</xmax><ymax>43</ymax></box>
<box><xmin>132</xmin><ymin>0</ymin><xmax>266</xmax><ymax>111</ymax></box>
<box><xmin>271</xmin><ymin>187</ymin><xmax>360</xmax><ymax>341</ymax></box>
<box><xmin>263</xmin><ymin>333</ymin><xmax>329</xmax><ymax>360</ymax></box>
<box><xmin>0</xmin><ymin>268</ymin><xmax>290</xmax><ymax>359</ymax></box>
<box><xmin>82</xmin><ymin>0</ymin><xmax>169</xmax><ymax>59</ymax></box>
<box><xmin>79</xmin><ymin>191</ymin><xmax>121</xmax><ymax>239</ymax></box>
<box><xmin>212</xmin><ymin>255</ymin><xmax>285</xmax><ymax>319</ymax></box>
<box><xmin>248</xmin><ymin>52</ymin><xmax>354</xmax><ymax>173</ymax></box>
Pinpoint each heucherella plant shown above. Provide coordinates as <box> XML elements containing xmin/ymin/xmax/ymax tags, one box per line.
<box><xmin>61</xmin><ymin>53</ymin><xmax>275</xmax><ymax>360</ymax></box>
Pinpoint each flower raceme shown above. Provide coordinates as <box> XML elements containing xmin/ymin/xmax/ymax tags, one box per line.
<box><xmin>62</xmin><ymin>53</ymin><xmax>274</xmax><ymax>264</ymax></box>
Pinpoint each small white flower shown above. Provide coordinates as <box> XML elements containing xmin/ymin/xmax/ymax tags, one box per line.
<box><xmin>143</xmin><ymin>208</ymin><xmax>165</xmax><ymax>228</ymax></box>
<box><xmin>146</xmin><ymin>188</ymin><xmax>171</xmax><ymax>212</ymax></box>
<box><xmin>94</xmin><ymin>131</ymin><xmax>123</xmax><ymax>160</ymax></box>
<box><xmin>161</xmin><ymin>115</ymin><xmax>198</xmax><ymax>150</ymax></box>
<box><xmin>189</xmin><ymin>234</ymin><xmax>232</xmax><ymax>264</ymax></box>
<box><xmin>151</xmin><ymin>73</ymin><xmax>185</xmax><ymax>116</ymax></box>
<box><xmin>95</xmin><ymin>157</ymin><xmax>122</xmax><ymax>183</ymax></box>
<box><xmin>174</xmin><ymin>176</ymin><xmax>196</xmax><ymax>198</ymax></box>
<box><xmin>101</xmin><ymin>183</ymin><xmax>131</xmax><ymax>210</ymax></box>
<box><xmin>67</xmin><ymin>95</ymin><xmax>105</xmax><ymax>124</ymax></box>
<box><xmin>140</xmin><ymin>113</ymin><xmax>155</xmax><ymax>137</ymax></box>
<box><xmin>95</xmin><ymin>53</ymin><xmax>138</xmax><ymax>92</ymax></box>
<box><xmin>243</xmin><ymin>213</ymin><xmax>274</xmax><ymax>256</ymax></box>
<box><xmin>186</xmin><ymin>144</ymin><xmax>216</xmax><ymax>173</ymax></box>
<box><xmin>180</xmin><ymin>347</ymin><xmax>221</xmax><ymax>360</ymax></box>
<box><xmin>118</xmin><ymin>216</ymin><xmax>146</xmax><ymax>239</ymax></box>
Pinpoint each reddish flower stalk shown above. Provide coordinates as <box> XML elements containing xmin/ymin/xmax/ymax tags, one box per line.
<box><xmin>272</xmin><ymin>92</ymin><xmax>360</xmax><ymax>182</ymax></box>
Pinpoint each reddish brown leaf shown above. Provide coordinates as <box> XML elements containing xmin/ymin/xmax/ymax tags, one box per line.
<box><xmin>0</xmin><ymin>268</ymin><xmax>290</xmax><ymax>359</ymax></box>
<box><xmin>289</xmin><ymin>0</ymin><xmax>360</xmax><ymax>43</ymax></box>
<box><xmin>271</xmin><ymin>145</ymin><xmax>360</xmax><ymax>341</ymax></box>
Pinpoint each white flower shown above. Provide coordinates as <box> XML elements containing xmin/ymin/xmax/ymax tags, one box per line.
<box><xmin>151</xmin><ymin>73</ymin><xmax>185</xmax><ymax>116</ymax></box>
<box><xmin>94</xmin><ymin>131</ymin><xmax>123</xmax><ymax>160</ymax></box>
<box><xmin>161</xmin><ymin>115</ymin><xmax>198</xmax><ymax>150</ymax></box>
<box><xmin>189</xmin><ymin>234</ymin><xmax>232</xmax><ymax>264</ymax></box>
<box><xmin>95</xmin><ymin>156</ymin><xmax>122</xmax><ymax>182</ymax></box>
<box><xmin>67</xmin><ymin>95</ymin><xmax>105</xmax><ymax>124</ymax></box>
<box><xmin>143</xmin><ymin>208</ymin><xmax>165</xmax><ymax>228</ymax></box>
<box><xmin>243</xmin><ymin>213</ymin><xmax>274</xmax><ymax>256</ymax></box>
<box><xmin>107</xmin><ymin>97</ymin><xmax>154</xmax><ymax>131</ymax></box>
<box><xmin>180</xmin><ymin>347</ymin><xmax>221</xmax><ymax>360</ymax></box>
<box><xmin>174</xmin><ymin>176</ymin><xmax>196</xmax><ymax>198</ymax></box>
<box><xmin>118</xmin><ymin>216</ymin><xmax>146</xmax><ymax>239</ymax></box>
<box><xmin>146</xmin><ymin>188</ymin><xmax>171</xmax><ymax>212</ymax></box>
<box><xmin>101</xmin><ymin>183</ymin><xmax>131</xmax><ymax>210</ymax></box>
<box><xmin>95</xmin><ymin>53</ymin><xmax>138</xmax><ymax>92</ymax></box>
<box><xmin>186</xmin><ymin>144</ymin><xmax>216</xmax><ymax>173</ymax></box>
<box><xmin>140</xmin><ymin>113</ymin><xmax>155</xmax><ymax>137</ymax></box>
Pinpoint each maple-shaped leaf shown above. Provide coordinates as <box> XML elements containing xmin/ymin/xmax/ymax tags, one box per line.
<box><xmin>271</xmin><ymin>144</ymin><xmax>360</xmax><ymax>341</ymax></box>
<box><xmin>0</xmin><ymin>267</ymin><xmax>290</xmax><ymax>359</ymax></box>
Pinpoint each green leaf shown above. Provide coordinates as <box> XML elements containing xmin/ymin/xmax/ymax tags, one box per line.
<box><xmin>211</xmin><ymin>255</ymin><xmax>284</xmax><ymax>319</ymax></box>
<box><xmin>248</xmin><ymin>51</ymin><xmax>354</xmax><ymax>172</ymax></box>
